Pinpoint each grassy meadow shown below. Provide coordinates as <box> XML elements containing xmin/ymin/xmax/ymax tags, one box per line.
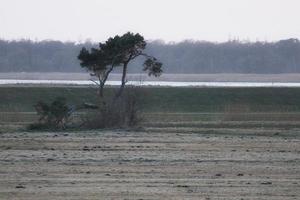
<box><xmin>2</xmin><ymin>86</ymin><xmax>300</xmax><ymax>113</ymax></box>
<box><xmin>2</xmin><ymin>86</ymin><xmax>300</xmax><ymax>131</ymax></box>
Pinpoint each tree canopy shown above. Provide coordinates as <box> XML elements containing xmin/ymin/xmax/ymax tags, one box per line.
<box><xmin>77</xmin><ymin>32</ymin><xmax>163</xmax><ymax>97</ymax></box>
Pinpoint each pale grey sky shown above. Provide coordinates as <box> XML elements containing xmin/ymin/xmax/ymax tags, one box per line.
<box><xmin>0</xmin><ymin>0</ymin><xmax>300</xmax><ymax>42</ymax></box>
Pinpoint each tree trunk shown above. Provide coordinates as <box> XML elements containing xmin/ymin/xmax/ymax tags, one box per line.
<box><xmin>98</xmin><ymin>65</ymin><xmax>114</xmax><ymax>98</ymax></box>
<box><xmin>96</xmin><ymin>75</ymin><xmax>104</xmax><ymax>98</ymax></box>
<box><xmin>115</xmin><ymin>62</ymin><xmax>128</xmax><ymax>100</ymax></box>
<box><xmin>99</xmin><ymin>81</ymin><xmax>104</xmax><ymax>98</ymax></box>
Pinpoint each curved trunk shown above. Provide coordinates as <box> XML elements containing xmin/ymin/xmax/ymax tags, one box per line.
<box><xmin>115</xmin><ymin>62</ymin><xmax>128</xmax><ymax>100</ymax></box>
<box><xmin>97</xmin><ymin>65</ymin><xmax>114</xmax><ymax>98</ymax></box>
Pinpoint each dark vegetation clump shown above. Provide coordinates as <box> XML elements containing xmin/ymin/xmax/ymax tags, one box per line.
<box><xmin>28</xmin><ymin>97</ymin><xmax>71</xmax><ymax>130</ymax></box>
<box><xmin>81</xmin><ymin>87</ymin><xmax>144</xmax><ymax>129</ymax></box>
<box><xmin>29</xmin><ymin>87</ymin><xmax>144</xmax><ymax>130</ymax></box>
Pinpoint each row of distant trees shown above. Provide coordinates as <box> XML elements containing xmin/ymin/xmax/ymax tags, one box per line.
<box><xmin>0</xmin><ymin>38</ymin><xmax>300</xmax><ymax>73</ymax></box>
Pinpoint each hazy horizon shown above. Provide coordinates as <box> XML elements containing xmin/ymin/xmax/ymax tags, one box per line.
<box><xmin>0</xmin><ymin>36</ymin><xmax>299</xmax><ymax>44</ymax></box>
<box><xmin>1</xmin><ymin>0</ymin><xmax>300</xmax><ymax>43</ymax></box>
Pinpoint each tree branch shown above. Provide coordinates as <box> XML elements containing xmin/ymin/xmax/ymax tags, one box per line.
<box><xmin>140</xmin><ymin>53</ymin><xmax>156</xmax><ymax>60</ymax></box>
<box><xmin>90</xmin><ymin>79</ymin><xmax>101</xmax><ymax>86</ymax></box>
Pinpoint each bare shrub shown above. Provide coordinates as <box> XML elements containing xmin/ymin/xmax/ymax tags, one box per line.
<box><xmin>28</xmin><ymin>97</ymin><xmax>70</xmax><ymax>130</ymax></box>
<box><xmin>81</xmin><ymin>87</ymin><xmax>144</xmax><ymax>129</ymax></box>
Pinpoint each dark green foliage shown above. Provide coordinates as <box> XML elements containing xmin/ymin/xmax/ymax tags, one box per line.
<box><xmin>77</xmin><ymin>32</ymin><xmax>160</xmax><ymax>74</ymax></box>
<box><xmin>99</xmin><ymin>32</ymin><xmax>146</xmax><ymax>63</ymax></box>
<box><xmin>77</xmin><ymin>32</ymin><xmax>162</xmax><ymax>98</ymax></box>
<box><xmin>77</xmin><ymin>47</ymin><xmax>107</xmax><ymax>72</ymax></box>
<box><xmin>143</xmin><ymin>57</ymin><xmax>163</xmax><ymax>77</ymax></box>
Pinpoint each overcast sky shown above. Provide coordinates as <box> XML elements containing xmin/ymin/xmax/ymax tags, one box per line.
<box><xmin>1</xmin><ymin>0</ymin><xmax>300</xmax><ymax>43</ymax></box>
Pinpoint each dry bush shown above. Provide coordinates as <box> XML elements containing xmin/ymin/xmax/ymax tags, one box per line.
<box><xmin>28</xmin><ymin>97</ymin><xmax>71</xmax><ymax>130</ymax></box>
<box><xmin>81</xmin><ymin>87</ymin><xmax>145</xmax><ymax>129</ymax></box>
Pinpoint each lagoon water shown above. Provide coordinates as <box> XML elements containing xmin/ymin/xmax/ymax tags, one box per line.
<box><xmin>1</xmin><ymin>79</ymin><xmax>300</xmax><ymax>87</ymax></box>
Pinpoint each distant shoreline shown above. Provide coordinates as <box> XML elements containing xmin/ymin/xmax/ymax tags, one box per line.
<box><xmin>1</xmin><ymin>72</ymin><xmax>300</xmax><ymax>82</ymax></box>
<box><xmin>2</xmin><ymin>80</ymin><xmax>300</xmax><ymax>88</ymax></box>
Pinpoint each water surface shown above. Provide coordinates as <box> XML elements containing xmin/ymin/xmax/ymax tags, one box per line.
<box><xmin>1</xmin><ymin>79</ymin><xmax>300</xmax><ymax>87</ymax></box>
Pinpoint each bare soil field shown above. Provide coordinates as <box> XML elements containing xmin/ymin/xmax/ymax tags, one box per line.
<box><xmin>0</xmin><ymin>87</ymin><xmax>300</xmax><ymax>199</ymax></box>
<box><xmin>0</xmin><ymin>126</ymin><xmax>299</xmax><ymax>200</ymax></box>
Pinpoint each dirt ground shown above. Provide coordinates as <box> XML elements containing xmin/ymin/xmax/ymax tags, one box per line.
<box><xmin>0</xmin><ymin>127</ymin><xmax>299</xmax><ymax>200</ymax></box>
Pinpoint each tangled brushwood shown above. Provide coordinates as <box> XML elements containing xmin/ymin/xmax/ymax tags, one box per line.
<box><xmin>81</xmin><ymin>87</ymin><xmax>143</xmax><ymax>129</ymax></box>
<box><xmin>29</xmin><ymin>97</ymin><xmax>71</xmax><ymax>130</ymax></box>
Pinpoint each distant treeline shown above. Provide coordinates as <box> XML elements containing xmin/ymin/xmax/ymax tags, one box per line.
<box><xmin>0</xmin><ymin>38</ymin><xmax>300</xmax><ymax>73</ymax></box>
